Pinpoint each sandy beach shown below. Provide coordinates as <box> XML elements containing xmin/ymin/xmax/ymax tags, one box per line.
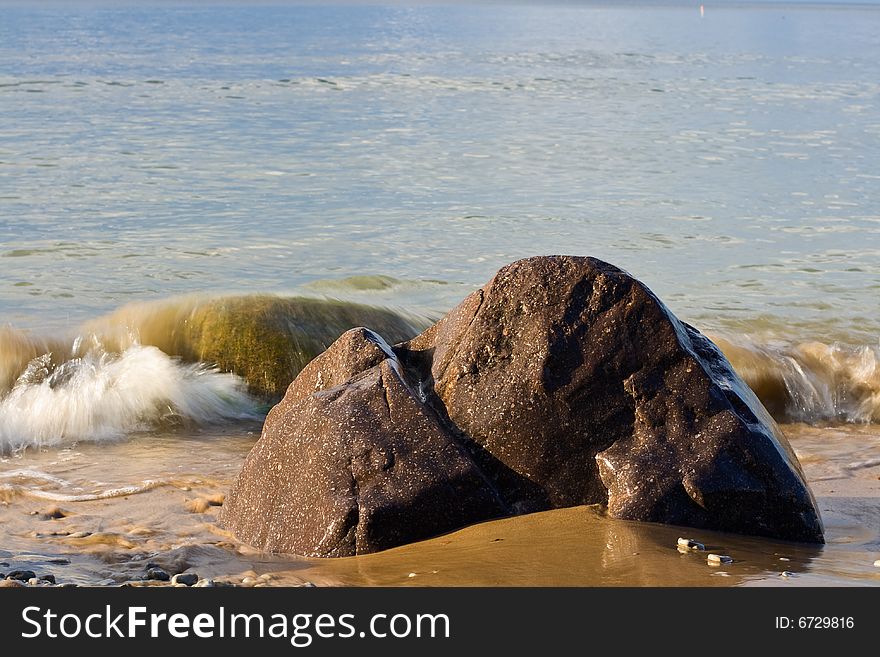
<box><xmin>1</xmin><ymin>421</ymin><xmax>876</xmax><ymax>588</ymax></box>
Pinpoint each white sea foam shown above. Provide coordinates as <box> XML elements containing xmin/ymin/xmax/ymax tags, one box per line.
<box><xmin>0</xmin><ymin>344</ymin><xmax>258</xmax><ymax>452</ymax></box>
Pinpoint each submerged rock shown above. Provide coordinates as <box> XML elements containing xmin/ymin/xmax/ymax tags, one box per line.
<box><xmin>223</xmin><ymin>256</ymin><xmax>824</xmax><ymax>556</ymax></box>
<box><xmin>144</xmin><ymin>567</ymin><xmax>170</xmax><ymax>582</ymax></box>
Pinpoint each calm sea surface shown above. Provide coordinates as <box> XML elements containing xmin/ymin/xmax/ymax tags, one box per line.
<box><xmin>1</xmin><ymin>2</ymin><xmax>879</xmax><ymax>341</ymax></box>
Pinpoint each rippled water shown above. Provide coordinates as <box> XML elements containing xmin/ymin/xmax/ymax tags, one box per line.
<box><xmin>2</xmin><ymin>2</ymin><xmax>879</xmax><ymax>342</ymax></box>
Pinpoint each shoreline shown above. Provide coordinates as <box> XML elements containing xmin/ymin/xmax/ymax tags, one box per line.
<box><xmin>1</xmin><ymin>423</ymin><xmax>877</xmax><ymax>588</ymax></box>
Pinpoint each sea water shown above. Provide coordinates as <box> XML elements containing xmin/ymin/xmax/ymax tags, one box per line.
<box><xmin>0</xmin><ymin>1</ymin><xmax>878</xmax><ymax>586</ymax></box>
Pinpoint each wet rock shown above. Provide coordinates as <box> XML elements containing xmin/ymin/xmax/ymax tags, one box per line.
<box><xmin>66</xmin><ymin>531</ymin><xmax>91</xmax><ymax>539</ymax></box>
<box><xmin>222</xmin><ymin>329</ymin><xmax>506</xmax><ymax>557</ymax></box>
<box><xmin>145</xmin><ymin>567</ymin><xmax>170</xmax><ymax>582</ymax></box>
<box><xmin>40</xmin><ymin>506</ymin><xmax>68</xmax><ymax>520</ymax></box>
<box><xmin>223</xmin><ymin>256</ymin><xmax>824</xmax><ymax>556</ymax></box>
<box><xmin>707</xmin><ymin>554</ymin><xmax>734</xmax><ymax>565</ymax></box>
<box><xmin>39</xmin><ymin>574</ymin><xmax>56</xmax><ymax>584</ymax></box>
<box><xmin>185</xmin><ymin>494</ymin><xmax>225</xmax><ymax>514</ymax></box>
<box><xmin>677</xmin><ymin>538</ymin><xmax>705</xmax><ymax>551</ymax></box>
<box><xmin>170</xmin><ymin>573</ymin><xmax>199</xmax><ymax>586</ymax></box>
<box><xmin>402</xmin><ymin>256</ymin><xmax>823</xmax><ymax>542</ymax></box>
<box><xmin>5</xmin><ymin>569</ymin><xmax>36</xmax><ymax>582</ymax></box>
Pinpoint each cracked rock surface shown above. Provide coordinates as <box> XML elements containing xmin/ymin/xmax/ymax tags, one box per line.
<box><xmin>222</xmin><ymin>256</ymin><xmax>823</xmax><ymax>556</ymax></box>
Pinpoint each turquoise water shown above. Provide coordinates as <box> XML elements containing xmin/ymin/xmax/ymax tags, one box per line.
<box><xmin>1</xmin><ymin>2</ymin><xmax>878</xmax><ymax>342</ymax></box>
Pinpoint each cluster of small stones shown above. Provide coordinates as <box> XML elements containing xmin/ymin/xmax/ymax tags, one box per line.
<box><xmin>122</xmin><ymin>571</ymin><xmax>316</xmax><ymax>588</ymax></box>
<box><xmin>1</xmin><ymin>558</ymin><xmax>318</xmax><ymax>588</ymax></box>
<box><xmin>675</xmin><ymin>536</ymin><xmax>822</xmax><ymax>578</ymax></box>
<box><xmin>0</xmin><ymin>567</ymin><xmax>59</xmax><ymax>588</ymax></box>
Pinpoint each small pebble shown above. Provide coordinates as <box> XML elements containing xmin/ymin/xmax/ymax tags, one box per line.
<box><xmin>206</xmin><ymin>493</ymin><xmax>225</xmax><ymax>506</ymax></box>
<box><xmin>677</xmin><ymin>537</ymin><xmax>705</xmax><ymax>551</ymax></box>
<box><xmin>707</xmin><ymin>554</ymin><xmax>733</xmax><ymax>565</ymax></box>
<box><xmin>5</xmin><ymin>569</ymin><xmax>36</xmax><ymax>582</ymax></box>
<box><xmin>407</xmin><ymin>572</ymin><xmax>417</xmax><ymax>578</ymax></box>
<box><xmin>780</xmin><ymin>571</ymin><xmax>796</xmax><ymax>578</ymax></box>
<box><xmin>779</xmin><ymin>557</ymin><xmax>790</xmax><ymax>562</ymax></box>
<box><xmin>874</xmin><ymin>560</ymin><xmax>880</xmax><ymax>568</ymax></box>
<box><xmin>28</xmin><ymin>578</ymin><xmax>40</xmax><ymax>586</ymax></box>
<box><xmin>258</xmin><ymin>573</ymin><xmax>273</xmax><ymax>581</ymax></box>
<box><xmin>67</xmin><ymin>531</ymin><xmax>91</xmax><ymax>539</ymax></box>
<box><xmin>185</xmin><ymin>499</ymin><xmax>211</xmax><ymax>513</ymax></box>
<box><xmin>41</xmin><ymin>506</ymin><xmax>67</xmax><ymax>520</ymax></box>
<box><xmin>241</xmin><ymin>576</ymin><xmax>257</xmax><ymax>586</ymax></box>
<box><xmin>171</xmin><ymin>573</ymin><xmax>199</xmax><ymax>586</ymax></box>
<box><xmin>193</xmin><ymin>578</ymin><xmax>215</xmax><ymax>588</ymax></box>
<box><xmin>145</xmin><ymin>567</ymin><xmax>170</xmax><ymax>582</ymax></box>
<box><xmin>39</xmin><ymin>574</ymin><xmax>56</xmax><ymax>584</ymax></box>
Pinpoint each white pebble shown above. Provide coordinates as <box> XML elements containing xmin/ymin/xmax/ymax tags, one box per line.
<box><xmin>241</xmin><ymin>577</ymin><xmax>257</xmax><ymax>586</ymax></box>
<box><xmin>407</xmin><ymin>572</ymin><xmax>417</xmax><ymax>578</ymax></box>
<box><xmin>707</xmin><ymin>553</ymin><xmax>733</xmax><ymax>565</ymax></box>
<box><xmin>780</xmin><ymin>571</ymin><xmax>796</xmax><ymax>578</ymax></box>
<box><xmin>193</xmin><ymin>579</ymin><xmax>215</xmax><ymax>588</ymax></box>
<box><xmin>874</xmin><ymin>560</ymin><xmax>880</xmax><ymax>568</ymax></box>
<box><xmin>676</xmin><ymin>537</ymin><xmax>705</xmax><ymax>551</ymax></box>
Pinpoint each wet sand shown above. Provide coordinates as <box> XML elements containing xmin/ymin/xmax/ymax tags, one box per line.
<box><xmin>0</xmin><ymin>423</ymin><xmax>878</xmax><ymax>588</ymax></box>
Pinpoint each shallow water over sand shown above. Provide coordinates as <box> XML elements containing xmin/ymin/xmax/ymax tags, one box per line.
<box><xmin>0</xmin><ymin>423</ymin><xmax>876</xmax><ymax>587</ymax></box>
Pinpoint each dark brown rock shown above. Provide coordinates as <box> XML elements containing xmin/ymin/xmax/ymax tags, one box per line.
<box><xmin>399</xmin><ymin>256</ymin><xmax>822</xmax><ymax>542</ymax></box>
<box><xmin>223</xmin><ymin>256</ymin><xmax>823</xmax><ymax>556</ymax></box>
<box><xmin>221</xmin><ymin>329</ymin><xmax>506</xmax><ymax>556</ymax></box>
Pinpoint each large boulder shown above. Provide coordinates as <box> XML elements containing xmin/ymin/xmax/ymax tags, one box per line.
<box><xmin>222</xmin><ymin>256</ymin><xmax>823</xmax><ymax>556</ymax></box>
<box><xmin>221</xmin><ymin>328</ymin><xmax>506</xmax><ymax>556</ymax></box>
